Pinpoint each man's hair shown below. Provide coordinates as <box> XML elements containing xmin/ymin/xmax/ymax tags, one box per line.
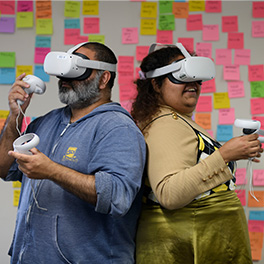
<box><xmin>81</xmin><ymin>42</ymin><xmax>117</xmax><ymax>89</ymax></box>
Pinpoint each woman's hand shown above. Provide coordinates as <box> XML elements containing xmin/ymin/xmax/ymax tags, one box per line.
<box><xmin>219</xmin><ymin>134</ymin><xmax>263</xmax><ymax>163</ymax></box>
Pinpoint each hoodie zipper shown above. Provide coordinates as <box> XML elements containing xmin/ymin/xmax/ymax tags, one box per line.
<box><xmin>51</xmin><ymin>122</ymin><xmax>71</xmax><ymax>154</ymax></box>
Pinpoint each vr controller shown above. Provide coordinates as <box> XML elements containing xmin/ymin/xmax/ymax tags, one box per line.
<box><xmin>13</xmin><ymin>133</ymin><xmax>40</xmax><ymax>155</ymax></box>
<box><xmin>234</xmin><ymin>119</ymin><xmax>264</xmax><ymax>143</ymax></box>
<box><xmin>17</xmin><ymin>75</ymin><xmax>46</xmax><ymax>105</ymax></box>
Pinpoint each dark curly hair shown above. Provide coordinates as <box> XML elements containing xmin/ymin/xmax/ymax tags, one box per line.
<box><xmin>131</xmin><ymin>46</ymin><xmax>184</xmax><ymax>132</ymax></box>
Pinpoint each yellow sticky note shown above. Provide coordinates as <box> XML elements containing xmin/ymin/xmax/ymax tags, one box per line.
<box><xmin>16</xmin><ymin>12</ymin><xmax>33</xmax><ymax>28</ymax></box>
<box><xmin>12</xmin><ymin>181</ymin><xmax>22</xmax><ymax>188</ymax></box>
<box><xmin>213</xmin><ymin>92</ymin><xmax>230</xmax><ymax>109</ymax></box>
<box><xmin>13</xmin><ymin>189</ymin><xmax>21</xmax><ymax>207</ymax></box>
<box><xmin>83</xmin><ymin>0</ymin><xmax>99</xmax><ymax>15</ymax></box>
<box><xmin>189</xmin><ymin>0</ymin><xmax>205</xmax><ymax>12</ymax></box>
<box><xmin>16</xmin><ymin>65</ymin><xmax>33</xmax><ymax>77</ymax></box>
<box><xmin>141</xmin><ymin>2</ymin><xmax>157</xmax><ymax>18</ymax></box>
<box><xmin>140</xmin><ymin>19</ymin><xmax>157</xmax><ymax>35</ymax></box>
<box><xmin>65</xmin><ymin>1</ymin><xmax>80</xmax><ymax>18</ymax></box>
<box><xmin>36</xmin><ymin>18</ymin><xmax>53</xmax><ymax>35</ymax></box>
<box><xmin>0</xmin><ymin>110</ymin><xmax>9</xmax><ymax>119</ymax></box>
<box><xmin>88</xmin><ymin>34</ymin><xmax>105</xmax><ymax>44</ymax></box>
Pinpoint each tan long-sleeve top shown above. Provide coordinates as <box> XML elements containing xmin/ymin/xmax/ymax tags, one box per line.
<box><xmin>144</xmin><ymin>106</ymin><xmax>234</xmax><ymax>210</ymax></box>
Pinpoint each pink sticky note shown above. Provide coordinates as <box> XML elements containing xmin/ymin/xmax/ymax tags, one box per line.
<box><xmin>203</xmin><ymin>25</ymin><xmax>219</xmax><ymax>41</ymax></box>
<box><xmin>253</xmin><ymin>170</ymin><xmax>264</xmax><ymax>186</ymax></box>
<box><xmin>17</xmin><ymin>0</ymin><xmax>33</xmax><ymax>12</ymax></box>
<box><xmin>64</xmin><ymin>29</ymin><xmax>88</xmax><ymax>45</ymax></box>
<box><xmin>34</xmin><ymin>47</ymin><xmax>51</xmax><ymax>64</ymax></box>
<box><xmin>201</xmin><ymin>79</ymin><xmax>216</xmax><ymax>93</ymax></box>
<box><xmin>228</xmin><ymin>32</ymin><xmax>244</xmax><ymax>49</ymax></box>
<box><xmin>252</xmin><ymin>21</ymin><xmax>264</xmax><ymax>38</ymax></box>
<box><xmin>222</xmin><ymin>16</ymin><xmax>238</xmax><ymax>32</ymax></box>
<box><xmin>235</xmin><ymin>168</ymin><xmax>247</xmax><ymax>185</ymax></box>
<box><xmin>218</xmin><ymin>108</ymin><xmax>235</xmax><ymax>125</ymax></box>
<box><xmin>227</xmin><ymin>81</ymin><xmax>245</xmax><ymax>98</ymax></box>
<box><xmin>196</xmin><ymin>95</ymin><xmax>212</xmax><ymax>112</ymax></box>
<box><xmin>248</xmin><ymin>220</ymin><xmax>264</xmax><ymax>233</ymax></box>
<box><xmin>223</xmin><ymin>65</ymin><xmax>240</xmax><ymax>81</ymax></box>
<box><xmin>119</xmin><ymin>83</ymin><xmax>137</xmax><ymax>101</ymax></box>
<box><xmin>136</xmin><ymin>46</ymin><xmax>149</xmax><ymax>62</ymax></box>
<box><xmin>186</xmin><ymin>14</ymin><xmax>203</xmax><ymax>31</ymax></box>
<box><xmin>235</xmin><ymin>189</ymin><xmax>246</xmax><ymax>206</ymax></box>
<box><xmin>120</xmin><ymin>100</ymin><xmax>133</xmax><ymax>113</ymax></box>
<box><xmin>205</xmin><ymin>0</ymin><xmax>222</xmax><ymax>13</ymax></box>
<box><xmin>83</xmin><ymin>17</ymin><xmax>100</xmax><ymax>34</ymax></box>
<box><xmin>253</xmin><ymin>116</ymin><xmax>264</xmax><ymax>130</ymax></box>
<box><xmin>21</xmin><ymin>116</ymin><xmax>31</xmax><ymax>133</ymax></box>
<box><xmin>118</xmin><ymin>56</ymin><xmax>134</xmax><ymax>73</ymax></box>
<box><xmin>248</xmin><ymin>65</ymin><xmax>264</xmax><ymax>82</ymax></box>
<box><xmin>0</xmin><ymin>0</ymin><xmax>15</xmax><ymax>14</ymax></box>
<box><xmin>234</xmin><ymin>49</ymin><xmax>251</xmax><ymax>65</ymax></box>
<box><xmin>156</xmin><ymin>30</ymin><xmax>173</xmax><ymax>44</ymax></box>
<box><xmin>122</xmin><ymin>27</ymin><xmax>138</xmax><ymax>44</ymax></box>
<box><xmin>177</xmin><ymin>38</ymin><xmax>194</xmax><ymax>53</ymax></box>
<box><xmin>251</xmin><ymin>98</ymin><xmax>264</xmax><ymax>115</ymax></box>
<box><xmin>253</xmin><ymin>1</ymin><xmax>264</xmax><ymax>18</ymax></box>
<box><xmin>215</xmin><ymin>49</ymin><xmax>232</xmax><ymax>65</ymax></box>
<box><xmin>118</xmin><ymin>71</ymin><xmax>134</xmax><ymax>85</ymax></box>
<box><xmin>196</xmin><ymin>42</ymin><xmax>212</xmax><ymax>58</ymax></box>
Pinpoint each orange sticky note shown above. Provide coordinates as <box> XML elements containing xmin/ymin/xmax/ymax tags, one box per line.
<box><xmin>248</xmin><ymin>191</ymin><xmax>264</xmax><ymax>207</ymax></box>
<box><xmin>172</xmin><ymin>2</ymin><xmax>189</xmax><ymax>18</ymax></box>
<box><xmin>36</xmin><ymin>0</ymin><xmax>52</xmax><ymax>19</ymax></box>
<box><xmin>249</xmin><ymin>231</ymin><xmax>264</xmax><ymax>260</ymax></box>
<box><xmin>195</xmin><ymin>113</ymin><xmax>211</xmax><ymax>130</ymax></box>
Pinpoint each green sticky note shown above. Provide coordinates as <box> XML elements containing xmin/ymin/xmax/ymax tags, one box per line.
<box><xmin>158</xmin><ymin>14</ymin><xmax>175</xmax><ymax>30</ymax></box>
<box><xmin>88</xmin><ymin>35</ymin><xmax>105</xmax><ymax>44</ymax></box>
<box><xmin>159</xmin><ymin>0</ymin><xmax>173</xmax><ymax>14</ymax></box>
<box><xmin>16</xmin><ymin>12</ymin><xmax>33</xmax><ymax>28</ymax></box>
<box><xmin>36</xmin><ymin>18</ymin><xmax>53</xmax><ymax>35</ymax></box>
<box><xmin>0</xmin><ymin>52</ymin><xmax>16</xmax><ymax>68</ymax></box>
<box><xmin>251</xmin><ymin>81</ymin><xmax>264</xmax><ymax>98</ymax></box>
<box><xmin>64</xmin><ymin>1</ymin><xmax>80</xmax><ymax>18</ymax></box>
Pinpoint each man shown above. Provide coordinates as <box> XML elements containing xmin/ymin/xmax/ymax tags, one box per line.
<box><xmin>0</xmin><ymin>42</ymin><xmax>146</xmax><ymax>263</ymax></box>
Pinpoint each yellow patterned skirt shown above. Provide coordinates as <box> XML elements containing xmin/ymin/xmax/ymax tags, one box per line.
<box><xmin>136</xmin><ymin>191</ymin><xmax>252</xmax><ymax>264</ymax></box>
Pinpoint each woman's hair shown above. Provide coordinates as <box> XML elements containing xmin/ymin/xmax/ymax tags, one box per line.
<box><xmin>131</xmin><ymin>46</ymin><xmax>184</xmax><ymax>131</ymax></box>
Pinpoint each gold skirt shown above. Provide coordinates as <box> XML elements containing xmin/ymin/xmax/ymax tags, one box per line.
<box><xmin>136</xmin><ymin>191</ymin><xmax>252</xmax><ymax>264</ymax></box>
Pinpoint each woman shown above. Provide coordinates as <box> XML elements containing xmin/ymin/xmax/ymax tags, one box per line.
<box><xmin>131</xmin><ymin>44</ymin><xmax>262</xmax><ymax>264</ymax></box>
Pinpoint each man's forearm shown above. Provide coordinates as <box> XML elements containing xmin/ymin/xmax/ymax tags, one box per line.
<box><xmin>0</xmin><ymin>114</ymin><xmax>22</xmax><ymax>178</ymax></box>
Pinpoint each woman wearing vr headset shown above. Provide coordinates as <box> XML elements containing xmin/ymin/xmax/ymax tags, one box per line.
<box><xmin>131</xmin><ymin>44</ymin><xmax>262</xmax><ymax>264</ymax></box>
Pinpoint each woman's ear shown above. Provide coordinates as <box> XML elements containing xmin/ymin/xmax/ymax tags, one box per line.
<box><xmin>151</xmin><ymin>78</ymin><xmax>160</xmax><ymax>93</ymax></box>
<box><xmin>99</xmin><ymin>71</ymin><xmax>111</xmax><ymax>90</ymax></box>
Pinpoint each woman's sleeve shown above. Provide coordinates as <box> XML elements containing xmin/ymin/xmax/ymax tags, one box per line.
<box><xmin>146</xmin><ymin>117</ymin><xmax>233</xmax><ymax>210</ymax></box>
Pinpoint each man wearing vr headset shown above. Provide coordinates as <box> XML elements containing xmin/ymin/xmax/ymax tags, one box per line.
<box><xmin>131</xmin><ymin>44</ymin><xmax>262</xmax><ymax>264</ymax></box>
<box><xmin>0</xmin><ymin>42</ymin><xmax>146</xmax><ymax>263</ymax></box>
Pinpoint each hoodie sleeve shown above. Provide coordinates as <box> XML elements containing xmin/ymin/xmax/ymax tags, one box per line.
<box><xmin>93</xmin><ymin>122</ymin><xmax>146</xmax><ymax>217</ymax></box>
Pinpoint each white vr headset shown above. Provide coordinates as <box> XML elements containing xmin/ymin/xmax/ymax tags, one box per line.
<box><xmin>144</xmin><ymin>43</ymin><xmax>215</xmax><ymax>84</ymax></box>
<box><xmin>43</xmin><ymin>42</ymin><xmax>117</xmax><ymax>80</ymax></box>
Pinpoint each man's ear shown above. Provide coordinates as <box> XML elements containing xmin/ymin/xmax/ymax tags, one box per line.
<box><xmin>99</xmin><ymin>71</ymin><xmax>111</xmax><ymax>89</ymax></box>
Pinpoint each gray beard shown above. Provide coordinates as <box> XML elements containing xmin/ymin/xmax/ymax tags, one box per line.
<box><xmin>58</xmin><ymin>71</ymin><xmax>103</xmax><ymax>109</ymax></box>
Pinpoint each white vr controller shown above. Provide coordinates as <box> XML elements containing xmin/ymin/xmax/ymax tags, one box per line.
<box><xmin>234</xmin><ymin>119</ymin><xmax>264</xmax><ymax>143</ymax></box>
<box><xmin>17</xmin><ymin>75</ymin><xmax>46</xmax><ymax>105</ymax></box>
<box><xmin>13</xmin><ymin>133</ymin><xmax>40</xmax><ymax>155</ymax></box>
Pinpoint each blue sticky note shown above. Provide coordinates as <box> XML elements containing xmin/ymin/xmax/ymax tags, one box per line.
<box><xmin>35</xmin><ymin>36</ymin><xmax>51</xmax><ymax>48</ymax></box>
<box><xmin>216</xmin><ymin>125</ymin><xmax>233</xmax><ymax>142</ymax></box>
<box><xmin>249</xmin><ymin>211</ymin><xmax>264</xmax><ymax>221</ymax></box>
<box><xmin>34</xmin><ymin>65</ymin><xmax>50</xmax><ymax>82</ymax></box>
<box><xmin>64</xmin><ymin>18</ymin><xmax>80</xmax><ymax>29</ymax></box>
<box><xmin>0</xmin><ymin>68</ymin><xmax>16</xmax><ymax>84</ymax></box>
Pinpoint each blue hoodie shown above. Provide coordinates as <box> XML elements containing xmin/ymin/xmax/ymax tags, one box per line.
<box><xmin>5</xmin><ymin>102</ymin><xmax>146</xmax><ymax>264</ymax></box>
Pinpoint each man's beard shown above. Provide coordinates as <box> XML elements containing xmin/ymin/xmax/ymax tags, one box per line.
<box><xmin>58</xmin><ymin>71</ymin><xmax>103</xmax><ymax>109</ymax></box>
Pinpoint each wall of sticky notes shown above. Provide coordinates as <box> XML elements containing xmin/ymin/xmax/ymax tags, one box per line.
<box><xmin>0</xmin><ymin>0</ymin><xmax>264</xmax><ymax>263</ymax></box>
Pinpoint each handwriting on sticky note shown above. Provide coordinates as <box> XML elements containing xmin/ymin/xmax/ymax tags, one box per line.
<box><xmin>253</xmin><ymin>170</ymin><xmax>264</xmax><ymax>186</ymax></box>
<box><xmin>140</xmin><ymin>19</ymin><xmax>156</xmax><ymax>35</ymax></box>
<box><xmin>172</xmin><ymin>2</ymin><xmax>189</xmax><ymax>18</ymax></box>
<box><xmin>118</xmin><ymin>56</ymin><xmax>134</xmax><ymax>73</ymax></box>
<box><xmin>248</xmin><ymin>191</ymin><xmax>264</xmax><ymax>207</ymax></box>
<box><xmin>215</xmin><ymin>49</ymin><xmax>232</xmax><ymax>65</ymax></box>
<box><xmin>136</xmin><ymin>46</ymin><xmax>149</xmax><ymax>61</ymax></box>
<box><xmin>213</xmin><ymin>92</ymin><xmax>230</xmax><ymax>109</ymax></box>
<box><xmin>234</xmin><ymin>49</ymin><xmax>251</xmax><ymax>65</ymax></box>
<box><xmin>141</xmin><ymin>2</ymin><xmax>157</xmax><ymax>18</ymax></box>
<box><xmin>222</xmin><ymin>15</ymin><xmax>238</xmax><ymax>32</ymax></box>
<box><xmin>195</xmin><ymin>113</ymin><xmax>211</xmax><ymax>130</ymax></box>
<box><xmin>227</xmin><ymin>81</ymin><xmax>245</xmax><ymax>98</ymax></box>
<box><xmin>156</xmin><ymin>30</ymin><xmax>173</xmax><ymax>44</ymax></box>
<box><xmin>83</xmin><ymin>17</ymin><xmax>100</xmax><ymax>34</ymax></box>
<box><xmin>251</xmin><ymin>98</ymin><xmax>264</xmax><ymax>115</ymax></box>
<box><xmin>248</xmin><ymin>65</ymin><xmax>264</xmax><ymax>82</ymax></box>
<box><xmin>223</xmin><ymin>65</ymin><xmax>240</xmax><ymax>81</ymax></box>
<box><xmin>195</xmin><ymin>95</ymin><xmax>212</xmax><ymax>112</ymax></box>
<box><xmin>205</xmin><ymin>0</ymin><xmax>222</xmax><ymax>13</ymax></box>
<box><xmin>216</xmin><ymin>125</ymin><xmax>233</xmax><ymax>142</ymax></box>
<box><xmin>218</xmin><ymin>108</ymin><xmax>235</xmax><ymax>125</ymax></box>
<box><xmin>235</xmin><ymin>168</ymin><xmax>247</xmax><ymax>185</ymax></box>
<box><xmin>228</xmin><ymin>32</ymin><xmax>244</xmax><ymax>49</ymax></box>
<box><xmin>186</xmin><ymin>14</ymin><xmax>203</xmax><ymax>31</ymax></box>
<box><xmin>122</xmin><ymin>27</ymin><xmax>138</xmax><ymax>44</ymax></box>
<box><xmin>252</xmin><ymin>21</ymin><xmax>264</xmax><ymax>38</ymax></box>
<box><xmin>203</xmin><ymin>25</ymin><xmax>219</xmax><ymax>41</ymax></box>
